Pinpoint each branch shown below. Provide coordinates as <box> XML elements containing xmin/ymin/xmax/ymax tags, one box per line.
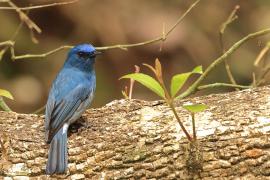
<box><xmin>197</xmin><ymin>83</ymin><xmax>250</xmax><ymax>90</ymax></box>
<box><xmin>219</xmin><ymin>5</ymin><xmax>240</xmax><ymax>90</ymax></box>
<box><xmin>2</xmin><ymin>0</ymin><xmax>201</xmax><ymax>60</ymax></box>
<box><xmin>254</xmin><ymin>41</ymin><xmax>270</xmax><ymax>66</ymax></box>
<box><xmin>5</xmin><ymin>0</ymin><xmax>41</xmax><ymax>34</ymax></box>
<box><xmin>0</xmin><ymin>40</ymin><xmax>14</xmax><ymax>47</ymax></box>
<box><xmin>98</xmin><ymin>0</ymin><xmax>201</xmax><ymax>51</ymax></box>
<box><xmin>219</xmin><ymin>5</ymin><xmax>240</xmax><ymax>39</ymax></box>
<box><xmin>254</xmin><ymin>42</ymin><xmax>270</xmax><ymax>86</ymax></box>
<box><xmin>177</xmin><ymin>28</ymin><xmax>270</xmax><ymax>99</ymax></box>
<box><xmin>0</xmin><ymin>0</ymin><xmax>78</xmax><ymax>10</ymax></box>
<box><xmin>1</xmin><ymin>86</ymin><xmax>270</xmax><ymax>178</ymax></box>
<box><xmin>11</xmin><ymin>45</ymin><xmax>73</xmax><ymax>60</ymax></box>
<box><xmin>0</xmin><ymin>20</ymin><xmax>23</xmax><ymax>60</ymax></box>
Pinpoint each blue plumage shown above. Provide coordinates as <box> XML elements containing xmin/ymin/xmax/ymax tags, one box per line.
<box><xmin>45</xmin><ymin>44</ymin><xmax>99</xmax><ymax>174</ymax></box>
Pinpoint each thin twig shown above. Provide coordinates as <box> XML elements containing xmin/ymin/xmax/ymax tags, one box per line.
<box><xmin>256</xmin><ymin>64</ymin><xmax>270</xmax><ymax>86</ymax></box>
<box><xmin>129</xmin><ymin>65</ymin><xmax>140</xmax><ymax>99</ymax></box>
<box><xmin>5</xmin><ymin>0</ymin><xmax>41</xmax><ymax>34</ymax></box>
<box><xmin>2</xmin><ymin>0</ymin><xmax>200</xmax><ymax>60</ymax></box>
<box><xmin>166</xmin><ymin>0</ymin><xmax>201</xmax><ymax>37</ymax></box>
<box><xmin>0</xmin><ymin>19</ymin><xmax>24</xmax><ymax>60</ymax></box>
<box><xmin>219</xmin><ymin>5</ymin><xmax>240</xmax><ymax>37</ymax></box>
<box><xmin>0</xmin><ymin>40</ymin><xmax>14</xmax><ymax>47</ymax></box>
<box><xmin>0</xmin><ymin>1</ymin><xmax>78</xmax><ymax>59</ymax></box>
<box><xmin>0</xmin><ymin>0</ymin><xmax>78</xmax><ymax>10</ymax></box>
<box><xmin>253</xmin><ymin>41</ymin><xmax>270</xmax><ymax>86</ymax></box>
<box><xmin>177</xmin><ymin>28</ymin><xmax>270</xmax><ymax>99</ymax></box>
<box><xmin>98</xmin><ymin>0</ymin><xmax>201</xmax><ymax>51</ymax></box>
<box><xmin>219</xmin><ymin>5</ymin><xmax>240</xmax><ymax>90</ymax></box>
<box><xmin>11</xmin><ymin>45</ymin><xmax>73</xmax><ymax>60</ymax></box>
<box><xmin>254</xmin><ymin>42</ymin><xmax>270</xmax><ymax>66</ymax></box>
<box><xmin>197</xmin><ymin>83</ymin><xmax>250</xmax><ymax>90</ymax></box>
<box><xmin>0</xmin><ymin>41</ymin><xmax>14</xmax><ymax>60</ymax></box>
<box><xmin>0</xmin><ymin>20</ymin><xmax>25</xmax><ymax>111</ymax></box>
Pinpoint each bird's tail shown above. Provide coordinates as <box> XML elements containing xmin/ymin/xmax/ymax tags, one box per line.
<box><xmin>46</xmin><ymin>127</ymin><xmax>68</xmax><ymax>175</ymax></box>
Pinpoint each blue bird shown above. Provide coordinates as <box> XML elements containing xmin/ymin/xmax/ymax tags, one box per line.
<box><xmin>45</xmin><ymin>44</ymin><xmax>100</xmax><ymax>174</ymax></box>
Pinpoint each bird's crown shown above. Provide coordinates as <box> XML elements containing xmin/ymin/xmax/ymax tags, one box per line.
<box><xmin>69</xmin><ymin>44</ymin><xmax>97</xmax><ymax>59</ymax></box>
<box><xmin>65</xmin><ymin>44</ymin><xmax>100</xmax><ymax>71</ymax></box>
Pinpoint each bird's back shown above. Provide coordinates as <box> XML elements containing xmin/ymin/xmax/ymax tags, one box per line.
<box><xmin>50</xmin><ymin>67</ymin><xmax>95</xmax><ymax>100</ymax></box>
<box><xmin>45</xmin><ymin>66</ymin><xmax>96</xmax><ymax>143</ymax></box>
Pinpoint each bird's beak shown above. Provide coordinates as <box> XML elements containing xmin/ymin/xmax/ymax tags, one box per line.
<box><xmin>94</xmin><ymin>51</ymin><xmax>102</xmax><ymax>56</ymax></box>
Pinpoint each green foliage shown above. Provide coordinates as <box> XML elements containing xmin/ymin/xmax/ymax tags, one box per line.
<box><xmin>170</xmin><ymin>66</ymin><xmax>203</xmax><ymax>98</ymax></box>
<box><xmin>120</xmin><ymin>73</ymin><xmax>165</xmax><ymax>98</ymax></box>
<box><xmin>0</xmin><ymin>88</ymin><xmax>14</xmax><ymax>100</ymax></box>
<box><xmin>183</xmin><ymin>104</ymin><xmax>207</xmax><ymax>113</ymax></box>
<box><xmin>120</xmin><ymin>59</ymin><xmax>207</xmax><ymax>142</ymax></box>
<box><xmin>121</xmin><ymin>59</ymin><xmax>203</xmax><ymax>101</ymax></box>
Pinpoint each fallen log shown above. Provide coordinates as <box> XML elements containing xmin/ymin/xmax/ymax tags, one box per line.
<box><xmin>0</xmin><ymin>86</ymin><xmax>270</xmax><ymax>179</ymax></box>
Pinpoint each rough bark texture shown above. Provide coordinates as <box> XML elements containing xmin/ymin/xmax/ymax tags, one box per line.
<box><xmin>1</xmin><ymin>86</ymin><xmax>270</xmax><ymax>180</ymax></box>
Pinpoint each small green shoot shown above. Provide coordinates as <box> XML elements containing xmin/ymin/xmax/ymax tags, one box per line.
<box><xmin>121</xmin><ymin>65</ymin><xmax>140</xmax><ymax>99</ymax></box>
<box><xmin>120</xmin><ymin>58</ymin><xmax>207</xmax><ymax>142</ymax></box>
<box><xmin>183</xmin><ymin>104</ymin><xmax>207</xmax><ymax>140</ymax></box>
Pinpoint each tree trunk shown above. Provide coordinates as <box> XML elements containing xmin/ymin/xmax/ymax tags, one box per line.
<box><xmin>1</xmin><ymin>86</ymin><xmax>270</xmax><ymax>179</ymax></box>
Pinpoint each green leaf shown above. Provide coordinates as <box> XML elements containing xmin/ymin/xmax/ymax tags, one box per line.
<box><xmin>183</xmin><ymin>104</ymin><xmax>207</xmax><ymax>113</ymax></box>
<box><xmin>170</xmin><ymin>66</ymin><xmax>203</xmax><ymax>98</ymax></box>
<box><xmin>0</xmin><ymin>89</ymin><xmax>13</xmax><ymax>100</ymax></box>
<box><xmin>120</xmin><ymin>73</ymin><xmax>165</xmax><ymax>98</ymax></box>
<box><xmin>192</xmin><ymin>65</ymin><xmax>203</xmax><ymax>74</ymax></box>
<box><xmin>170</xmin><ymin>72</ymin><xmax>191</xmax><ymax>98</ymax></box>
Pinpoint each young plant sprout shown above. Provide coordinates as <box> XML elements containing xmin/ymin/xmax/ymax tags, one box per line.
<box><xmin>182</xmin><ymin>104</ymin><xmax>207</xmax><ymax>141</ymax></box>
<box><xmin>121</xmin><ymin>58</ymin><xmax>207</xmax><ymax>142</ymax></box>
<box><xmin>122</xmin><ymin>65</ymin><xmax>140</xmax><ymax>99</ymax></box>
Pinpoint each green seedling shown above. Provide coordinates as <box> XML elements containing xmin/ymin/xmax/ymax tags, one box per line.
<box><xmin>120</xmin><ymin>58</ymin><xmax>207</xmax><ymax>141</ymax></box>
<box><xmin>183</xmin><ymin>104</ymin><xmax>207</xmax><ymax>141</ymax></box>
<box><xmin>122</xmin><ymin>65</ymin><xmax>140</xmax><ymax>99</ymax></box>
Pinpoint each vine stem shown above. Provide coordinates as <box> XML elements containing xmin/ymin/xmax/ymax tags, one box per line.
<box><xmin>219</xmin><ymin>5</ymin><xmax>240</xmax><ymax>90</ymax></box>
<box><xmin>177</xmin><ymin>28</ymin><xmax>270</xmax><ymax>100</ymax></box>
<box><xmin>197</xmin><ymin>83</ymin><xmax>250</xmax><ymax>90</ymax></box>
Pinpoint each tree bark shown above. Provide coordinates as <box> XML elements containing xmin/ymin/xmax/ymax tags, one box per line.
<box><xmin>1</xmin><ymin>86</ymin><xmax>270</xmax><ymax>179</ymax></box>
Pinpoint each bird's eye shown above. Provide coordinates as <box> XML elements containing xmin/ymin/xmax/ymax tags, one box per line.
<box><xmin>77</xmin><ymin>51</ymin><xmax>90</xmax><ymax>59</ymax></box>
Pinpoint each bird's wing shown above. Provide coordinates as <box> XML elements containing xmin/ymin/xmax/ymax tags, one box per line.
<box><xmin>45</xmin><ymin>84</ymin><xmax>91</xmax><ymax>143</ymax></box>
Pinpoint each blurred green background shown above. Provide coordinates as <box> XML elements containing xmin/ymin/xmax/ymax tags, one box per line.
<box><xmin>0</xmin><ymin>0</ymin><xmax>270</xmax><ymax>113</ymax></box>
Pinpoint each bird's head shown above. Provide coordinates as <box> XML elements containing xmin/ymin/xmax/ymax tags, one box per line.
<box><xmin>65</xmin><ymin>44</ymin><xmax>101</xmax><ymax>71</ymax></box>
